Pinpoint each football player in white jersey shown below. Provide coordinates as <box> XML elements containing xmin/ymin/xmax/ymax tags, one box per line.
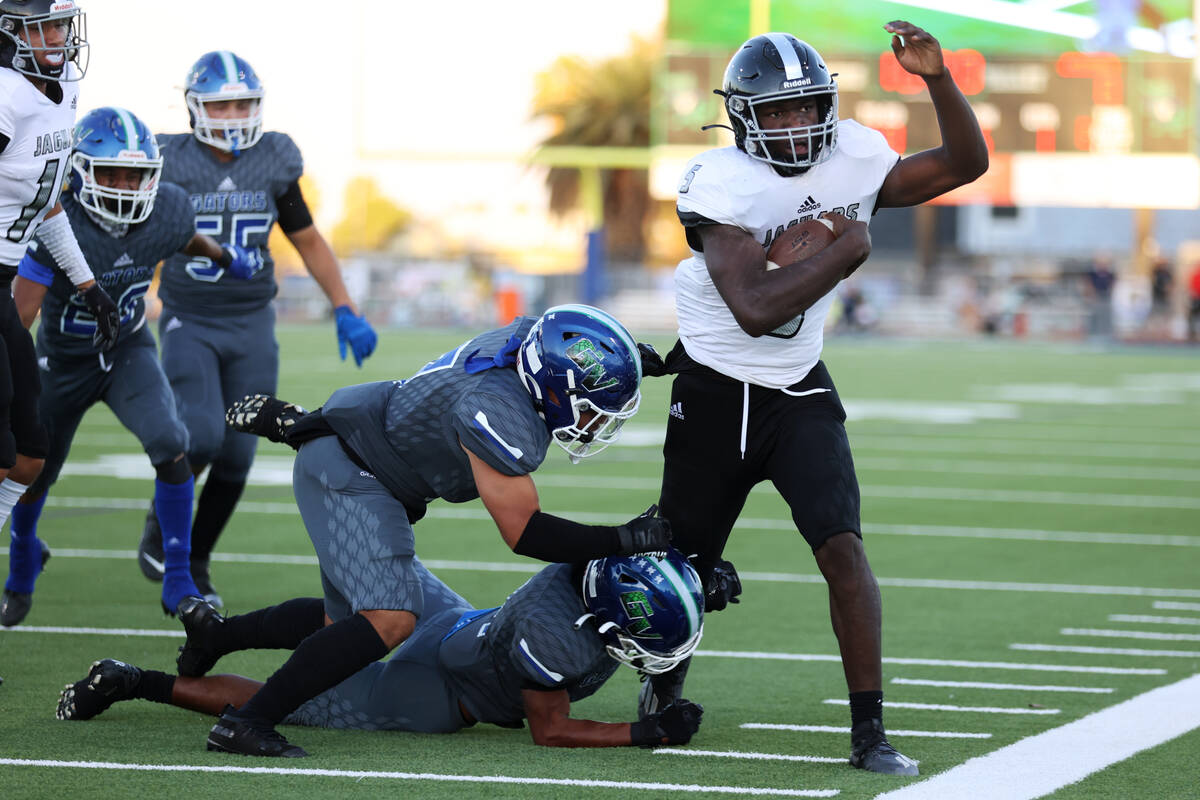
<box><xmin>642</xmin><ymin>22</ymin><xmax>988</xmax><ymax>776</ymax></box>
<box><xmin>0</xmin><ymin>0</ymin><xmax>118</xmax><ymax>632</ymax></box>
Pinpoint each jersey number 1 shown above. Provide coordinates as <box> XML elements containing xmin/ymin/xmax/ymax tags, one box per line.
<box><xmin>5</xmin><ymin>159</ymin><xmax>61</xmax><ymax>243</ymax></box>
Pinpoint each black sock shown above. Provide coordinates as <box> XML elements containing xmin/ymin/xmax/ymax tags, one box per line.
<box><xmin>221</xmin><ymin>597</ymin><xmax>326</xmax><ymax>653</ymax></box>
<box><xmin>132</xmin><ymin>668</ymin><xmax>176</xmax><ymax>705</ymax></box>
<box><xmin>190</xmin><ymin>476</ymin><xmax>246</xmax><ymax>560</ymax></box>
<box><xmin>237</xmin><ymin>613</ymin><xmax>389</xmax><ymax>725</ymax></box>
<box><xmin>849</xmin><ymin>690</ymin><xmax>884</xmax><ymax>728</ymax></box>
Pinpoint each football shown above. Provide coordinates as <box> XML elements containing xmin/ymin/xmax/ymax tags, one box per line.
<box><xmin>765</xmin><ymin>217</ymin><xmax>837</xmax><ymax>270</ymax></box>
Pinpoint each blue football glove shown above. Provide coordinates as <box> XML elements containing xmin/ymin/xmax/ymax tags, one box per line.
<box><xmin>335</xmin><ymin>305</ymin><xmax>377</xmax><ymax>367</ymax></box>
<box><xmin>220</xmin><ymin>245</ymin><xmax>263</xmax><ymax>280</ymax></box>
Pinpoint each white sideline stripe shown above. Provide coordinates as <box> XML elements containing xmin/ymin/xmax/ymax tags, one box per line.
<box><xmin>39</xmin><ymin>495</ymin><xmax>1200</xmax><ymax>549</ymax></box>
<box><xmin>891</xmin><ymin>678</ymin><xmax>1113</xmax><ymax>694</ymax></box>
<box><xmin>1011</xmin><ymin>643</ymin><xmax>1200</xmax><ymax>658</ymax></box>
<box><xmin>850</xmin><ymin>435</ymin><xmax>1200</xmax><ymax>462</ymax></box>
<box><xmin>821</xmin><ymin>699</ymin><xmax>1059</xmax><ymax>715</ymax></box>
<box><xmin>741</xmin><ymin>724</ymin><xmax>991</xmax><ymax>739</ymax></box>
<box><xmin>861</xmin><ymin>485</ymin><xmax>1200</xmax><ymax>510</ymax></box>
<box><xmin>701</xmin><ymin>651</ymin><xmax>1164</xmax><ymax>675</ymax></box>
<box><xmin>1061</xmin><ymin>627</ymin><xmax>1200</xmax><ymax>642</ymax></box>
<box><xmin>12</xmin><ymin>540</ymin><xmax>1200</xmax><ymax>601</ymax></box>
<box><xmin>1109</xmin><ymin>614</ymin><xmax>1200</xmax><ymax>626</ymax></box>
<box><xmin>1152</xmin><ymin>601</ymin><xmax>1200</xmax><ymax>612</ymax></box>
<box><xmin>872</xmin><ymin>673</ymin><xmax>1200</xmax><ymax>800</ymax></box>
<box><xmin>855</xmin><ymin>455</ymin><xmax>1200</xmax><ymax>483</ymax></box>
<box><xmin>655</xmin><ymin>749</ymin><xmax>845</xmax><ymax>764</ymax></box>
<box><xmin>0</xmin><ymin>758</ymin><xmax>828</xmax><ymax>797</ymax></box>
<box><xmin>0</xmin><ymin>628</ymin><xmax>1162</xmax><ymax>677</ymax></box>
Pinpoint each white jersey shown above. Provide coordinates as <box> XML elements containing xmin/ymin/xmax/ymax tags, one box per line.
<box><xmin>674</xmin><ymin>119</ymin><xmax>897</xmax><ymax>388</ymax></box>
<box><xmin>0</xmin><ymin>64</ymin><xmax>79</xmax><ymax>267</ymax></box>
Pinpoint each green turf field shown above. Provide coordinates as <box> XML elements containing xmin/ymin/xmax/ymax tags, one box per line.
<box><xmin>1</xmin><ymin>325</ymin><xmax>1198</xmax><ymax>799</ymax></box>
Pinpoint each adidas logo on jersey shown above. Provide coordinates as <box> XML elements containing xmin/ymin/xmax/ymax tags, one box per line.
<box><xmin>797</xmin><ymin>195</ymin><xmax>821</xmax><ymax>213</ymax></box>
<box><xmin>113</xmin><ymin>253</ymin><xmax>133</xmax><ymax>267</ymax></box>
<box><xmin>668</xmin><ymin>402</ymin><xmax>685</xmax><ymax>421</ymax></box>
<box><xmin>217</xmin><ymin>176</ymin><xmax>238</xmax><ymax>192</ymax></box>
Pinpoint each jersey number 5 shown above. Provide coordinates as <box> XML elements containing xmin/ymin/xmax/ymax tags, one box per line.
<box><xmin>185</xmin><ymin>213</ymin><xmax>273</xmax><ymax>282</ymax></box>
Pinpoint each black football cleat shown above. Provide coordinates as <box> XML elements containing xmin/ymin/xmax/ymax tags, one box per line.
<box><xmin>190</xmin><ymin>559</ymin><xmax>223</xmax><ymax>609</ymax></box>
<box><xmin>56</xmin><ymin>659</ymin><xmax>142</xmax><ymax>721</ymax></box>
<box><xmin>207</xmin><ymin>705</ymin><xmax>308</xmax><ymax>758</ymax></box>
<box><xmin>176</xmin><ymin>596</ymin><xmax>227</xmax><ymax>677</ymax></box>
<box><xmin>0</xmin><ymin>540</ymin><xmax>51</xmax><ymax>626</ymax></box>
<box><xmin>226</xmin><ymin>394</ymin><xmax>307</xmax><ymax>444</ymax></box>
<box><xmin>850</xmin><ymin>719</ymin><xmax>920</xmax><ymax>776</ymax></box>
<box><xmin>138</xmin><ymin>504</ymin><xmax>165</xmax><ymax>582</ymax></box>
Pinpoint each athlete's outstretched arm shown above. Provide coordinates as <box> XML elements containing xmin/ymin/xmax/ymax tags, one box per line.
<box><xmin>875</xmin><ymin>20</ymin><xmax>989</xmax><ymax>208</ymax></box>
<box><xmin>523</xmin><ymin>688</ymin><xmax>703</xmax><ymax>747</ymax></box>
<box><xmin>172</xmin><ymin>673</ymin><xmax>263</xmax><ymax>716</ymax></box>
<box><xmin>285</xmin><ymin>224</ymin><xmax>355</xmax><ymax>310</ymax></box>
<box><xmin>703</xmin><ymin>214</ymin><xmax>871</xmax><ymax>337</ymax></box>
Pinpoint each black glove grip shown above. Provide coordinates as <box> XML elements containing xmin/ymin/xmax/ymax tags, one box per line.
<box><xmin>637</xmin><ymin>342</ymin><xmax>668</xmax><ymax>378</ymax></box>
<box><xmin>615</xmin><ymin>514</ymin><xmax>671</xmax><ymax>556</ymax></box>
<box><xmin>658</xmin><ymin>699</ymin><xmax>703</xmax><ymax>744</ymax></box>
<box><xmin>705</xmin><ymin>559</ymin><xmax>743</xmax><ymax>612</ymax></box>
<box><xmin>81</xmin><ymin>283</ymin><xmax>120</xmax><ymax>352</ymax></box>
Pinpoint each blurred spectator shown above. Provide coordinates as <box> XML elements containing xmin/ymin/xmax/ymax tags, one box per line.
<box><xmin>837</xmin><ymin>286</ymin><xmax>876</xmax><ymax>333</ymax></box>
<box><xmin>1188</xmin><ymin>261</ymin><xmax>1200</xmax><ymax>342</ymax></box>
<box><xmin>1150</xmin><ymin>257</ymin><xmax>1173</xmax><ymax>316</ymax></box>
<box><xmin>1086</xmin><ymin>255</ymin><xmax>1116</xmax><ymax>339</ymax></box>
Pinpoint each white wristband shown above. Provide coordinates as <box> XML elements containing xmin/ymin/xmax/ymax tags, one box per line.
<box><xmin>38</xmin><ymin>211</ymin><xmax>95</xmax><ymax>286</ymax></box>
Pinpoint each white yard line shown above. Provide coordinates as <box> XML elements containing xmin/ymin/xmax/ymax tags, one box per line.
<box><xmin>0</xmin><ymin>759</ymin><xmax>834</xmax><ymax>797</ymax></box>
<box><xmin>1109</xmin><ymin>614</ymin><xmax>1200</xmax><ymax>626</ymax></box>
<box><xmin>10</xmin><ymin>541</ymin><xmax>1200</xmax><ymax>600</ymax></box>
<box><xmin>821</xmin><ymin>699</ymin><xmax>1059</xmax><ymax>715</ymax></box>
<box><xmin>891</xmin><ymin>678</ymin><xmax>1113</xmax><ymax>694</ymax></box>
<box><xmin>655</xmin><ymin>749</ymin><xmax>845</xmax><ymax>764</ymax></box>
<box><xmin>1061</xmin><ymin>627</ymin><xmax>1200</xmax><ymax>642</ymax></box>
<box><xmin>37</xmin><ymin>495</ymin><xmax>1200</xmax><ymax>548</ymax></box>
<box><xmin>1152</xmin><ymin>601</ymin><xmax>1200</xmax><ymax>612</ymax></box>
<box><xmin>0</xmin><ymin>627</ymin><xmax>1163</xmax><ymax>678</ymax></box>
<box><xmin>872</xmin><ymin>673</ymin><xmax>1200</xmax><ymax>800</ymax></box>
<box><xmin>742</xmin><ymin>724</ymin><xmax>991</xmax><ymax>739</ymax></box>
<box><xmin>1011</xmin><ymin>643</ymin><xmax>1200</xmax><ymax>658</ymax></box>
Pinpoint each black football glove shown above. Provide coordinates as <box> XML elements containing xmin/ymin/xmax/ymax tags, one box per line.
<box><xmin>614</xmin><ymin>504</ymin><xmax>672</xmax><ymax>556</ymax></box>
<box><xmin>80</xmin><ymin>283</ymin><xmax>120</xmax><ymax>352</ymax></box>
<box><xmin>629</xmin><ymin>699</ymin><xmax>704</xmax><ymax>747</ymax></box>
<box><xmin>704</xmin><ymin>558</ymin><xmax>743</xmax><ymax>612</ymax></box>
<box><xmin>637</xmin><ymin>342</ymin><xmax>668</xmax><ymax>378</ymax></box>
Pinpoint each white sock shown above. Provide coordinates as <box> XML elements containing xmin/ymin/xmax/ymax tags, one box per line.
<box><xmin>0</xmin><ymin>478</ymin><xmax>29</xmax><ymax>533</ymax></box>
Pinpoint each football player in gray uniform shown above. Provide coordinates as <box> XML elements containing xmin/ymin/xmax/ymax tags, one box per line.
<box><xmin>56</xmin><ymin>550</ymin><xmax>705</xmax><ymax>753</ymax></box>
<box><xmin>0</xmin><ymin>0</ymin><xmax>121</xmax><ymax>633</ymax></box>
<box><xmin>642</xmin><ymin>22</ymin><xmax>988</xmax><ymax>776</ymax></box>
<box><xmin>139</xmin><ymin>50</ymin><xmax>377</xmax><ymax>608</ymax></box>
<box><xmin>3</xmin><ymin>107</ymin><xmax>261</xmax><ymax>625</ymax></box>
<box><xmin>188</xmin><ymin>303</ymin><xmax>674</xmax><ymax>756</ymax></box>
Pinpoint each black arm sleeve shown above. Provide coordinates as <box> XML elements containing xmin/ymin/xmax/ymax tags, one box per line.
<box><xmin>275</xmin><ymin>179</ymin><xmax>314</xmax><ymax>233</ymax></box>
<box><xmin>512</xmin><ymin>511</ymin><xmax>621</xmax><ymax>563</ymax></box>
<box><xmin>0</xmin><ymin>133</ymin><xmax>9</xmax><ymax>154</ymax></box>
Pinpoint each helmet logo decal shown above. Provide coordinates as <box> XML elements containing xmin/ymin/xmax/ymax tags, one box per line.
<box><xmin>566</xmin><ymin>338</ymin><xmax>618</xmax><ymax>391</ymax></box>
<box><xmin>620</xmin><ymin>590</ymin><xmax>661</xmax><ymax>638</ymax></box>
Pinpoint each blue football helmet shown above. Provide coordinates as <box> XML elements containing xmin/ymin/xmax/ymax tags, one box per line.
<box><xmin>184</xmin><ymin>50</ymin><xmax>264</xmax><ymax>154</ymax></box>
<box><xmin>70</xmin><ymin>107</ymin><xmax>162</xmax><ymax>227</ymax></box>
<box><xmin>517</xmin><ymin>304</ymin><xmax>642</xmax><ymax>462</ymax></box>
<box><xmin>582</xmin><ymin>547</ymin><xmax>705</xmax><ymax>675</ymax></box>
<box><xmin>0</xmin><ymin>0</ymin><xmax>88</xmax><ymax>81</ymax></box>
<box><xmin>721</xmin><ymin>33</ymin><xmax>838</xmax><ymax>175</ymax></box>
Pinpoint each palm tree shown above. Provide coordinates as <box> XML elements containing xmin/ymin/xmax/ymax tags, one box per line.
<box><xmin>531</xmin><ymin>37</ymin><xmax>655</xmax><ymax>262</ymax></box>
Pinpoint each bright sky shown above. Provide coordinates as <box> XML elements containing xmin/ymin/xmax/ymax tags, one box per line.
<box><xmin>83</xmin><ymin>1</ymin><xmax>667</xmax><ymax>244</ymax></box>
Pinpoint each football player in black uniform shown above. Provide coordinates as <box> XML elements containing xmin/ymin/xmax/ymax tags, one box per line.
<box><xmin>642</xmin><ymin>22</ymin><xmax>988</xmax><ymax>776</ymax></box>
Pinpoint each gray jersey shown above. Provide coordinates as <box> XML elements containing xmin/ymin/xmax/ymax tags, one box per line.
<box><xmin>438</xmin><ymin>563</ymin><xmax>618</xmax><ymax>727</ymax></box>
<box><xmin>20</xmin><ymin>186</ymin><xmax>194</xmax><ymax>358</ymax></box>
<box><xmin>321</xmin><ymin>317</ymin><xmax>550</xmax><ymax>517</ymax></box>
<box><xmin>155</xmin><ymin>131</ymin><xmax>302</xmax><ymax>316</ymax></box>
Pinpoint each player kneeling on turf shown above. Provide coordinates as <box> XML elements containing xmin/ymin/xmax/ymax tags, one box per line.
<box><xmin>56</xmin><ymin>549</ymin><xmax>705</xmax><ymax>751</ymax></box>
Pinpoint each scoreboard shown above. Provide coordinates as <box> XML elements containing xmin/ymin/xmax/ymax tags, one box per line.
<box><xmin>656</xmin><ymin>48</ymin><xmax>1193</xmax><ymax>156</ymax></box>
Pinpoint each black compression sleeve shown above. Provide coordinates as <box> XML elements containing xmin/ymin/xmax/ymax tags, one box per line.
<box><xmin>275</xmin><ymin>179</ymin><xmax>314</xmax><ymax>233</ymax></box>
<box><xmin>0</xmin><ymin>133</ymin><xmax>9</xmax><ymax>154</ymax></box>
<box><xmin>512</xmin><ymin>511</ymin><xmax>621</xmax><ymax>563</ymax></box>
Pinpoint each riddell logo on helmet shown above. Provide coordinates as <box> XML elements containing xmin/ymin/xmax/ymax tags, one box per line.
<box><xmin>781</xmin><ymin>77</ymin><xmax>813</xmax><ymax>88</ymax></box>
<box><xmin>51</xmin><ymin>2</ymin><xmax>77</xmax><ymax>12</ymax></box>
